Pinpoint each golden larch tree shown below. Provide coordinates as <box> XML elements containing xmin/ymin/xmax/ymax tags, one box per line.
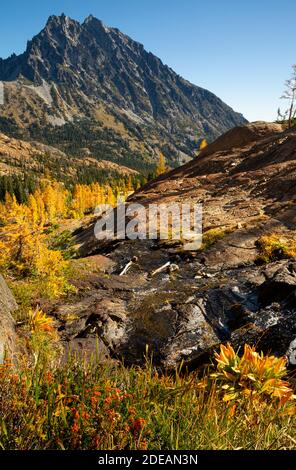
<box><xmin>156</xmin><ymin>153</ymin><xmax>166</xmax><ymax>176</ymax></box>
<box><xmin>199</xmin><ymin>139</ymin><xmax>208</xmax><ymax>152</ymax></box>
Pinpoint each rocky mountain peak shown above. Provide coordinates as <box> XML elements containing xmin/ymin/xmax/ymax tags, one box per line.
<box><xmin>0</xmin><ymin>14</ymin><xmax>247</xmax><ymax>168</ymax></box>
<box><xmin>83</xmin><ymin>14</ymin><xmax>106</xmax><ymax>28</ymax></box>
<box><xmin>42</xmin><ymin>13</ymin><xmax>79</xmax><ymax>37</ymax></box>
<box><xmin>39</xmin><ymin>13</ymin><xmax>80</xmax><ymax>40</ymax></box>
<box><xmin>84</xmin><ymin>14</ymin><xmax>94</xmax><ymax>23</ymax></box>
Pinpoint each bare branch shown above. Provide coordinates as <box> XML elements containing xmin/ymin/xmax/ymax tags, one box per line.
<box><xmin>279</xmin><ymin>65</ymin><xmax>296</xmax><ymax>128</ymax></box>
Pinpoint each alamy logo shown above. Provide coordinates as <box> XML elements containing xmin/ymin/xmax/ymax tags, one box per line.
<box><xmin>0</xmin><ymin>82</ymin><xmax>4</xmax><ymax>105</ymax></box>
<box><xmin>94</xmin><ymin>200</ymin><xmax>203</xmax><ymax>250</ymax></box>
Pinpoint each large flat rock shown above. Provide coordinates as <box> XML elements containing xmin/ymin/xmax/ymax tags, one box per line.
<box><xmin>0</xmin><ymin>274</ymin><xmax>17</xmax><ymax>363</ymax></box>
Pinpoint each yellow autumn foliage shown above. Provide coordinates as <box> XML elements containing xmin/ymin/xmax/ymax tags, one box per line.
<box><xmin>213</xmin><ymin>343</ymin><xmax>295</xmax><ymax>407</ymax></box>
<box><xmin>156</xmin><ymin>152</ymin><xmax>166</xmax><ymax>176</ymax></box>
<box><xmin>28</xmin><ymin>308</ymin><xmax>55</xmax><ymax>333</ymax></box>
<box><xmin>199</xmin><ymin>138</ymin><xmax>208</xmax><ymax>151</ymax></box>
<box><xmin>256</xmin><ymin>232</ymin><xmax>296</xmax><ymax>263</ymax></box>
<box><xmin>0</xmin><ymin>177</ymin><xmax>141</xmax><ymax>297</ymax></box>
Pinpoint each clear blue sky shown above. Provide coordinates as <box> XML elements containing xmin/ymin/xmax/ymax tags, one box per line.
<box><xmin>0</xmin><ymin>0</ymin><xmax>295</xmax><ymax>122</ymax></box>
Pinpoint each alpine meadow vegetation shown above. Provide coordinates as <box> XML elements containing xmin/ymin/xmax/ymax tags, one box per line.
<box><xmin>0</xmin><ymin>338</ymin><xmax>295</xmax><ymax>450</ymax></box>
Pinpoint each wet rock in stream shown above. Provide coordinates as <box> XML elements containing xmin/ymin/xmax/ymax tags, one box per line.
<box><xmin>46</xmin><ymin>242</ymin><xmax>296</xmax><ymax>370</ymax></box>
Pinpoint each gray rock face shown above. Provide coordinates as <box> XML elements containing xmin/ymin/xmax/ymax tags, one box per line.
<box><xmin>0</xmin><ymin>274</ymin><xmax>17</xmax><ymax>363</ymax></box>
<box><xmin>287</xmin><ymin>338</ymin><xmax>296</xmax><ymax>366</ymax></box>
<box><xmin>117</xmin><ymin>265</ymin><xmax>296</xmax><ymax>368</ymax></box>
<box><xmin>258</xmin><ymin>262</ymin><xmax>296</xmax><ymax>306</ymax></box>
<box><xmin>0</xmin><ymin>14</ymin><xmax>247</xmax><ymax>165</ymax></box>
<box><xmin>49</xmin><ymin>240</ymin><xmax>296</xmax><ymax>370</ymax></box>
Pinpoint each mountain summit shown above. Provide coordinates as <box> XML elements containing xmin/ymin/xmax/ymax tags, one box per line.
<box><xmin>0</xmin><ymin>15</ymin><xmax>247</xmax><ymax>169</ymax></box>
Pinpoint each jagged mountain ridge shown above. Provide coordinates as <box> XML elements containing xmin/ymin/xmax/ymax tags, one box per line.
<box><xmin>0</xmin><ymin>14</ymin><xmax>246</xmax><ymax>169</ymax></box>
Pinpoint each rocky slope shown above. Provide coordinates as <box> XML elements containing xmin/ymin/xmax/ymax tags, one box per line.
<box><xmin>0</xmin><ymin>274</ymin><xmax>17</xmax><ymax>363</ymax></box>
<box><xmin>36</xmin><ymin>121</ymin><xmax>296</xmax><ymax>369</ymax></box>
<box><xmin>0</xmin><ymin>131</ymin><xmax>137</xmax><ymax>182</ymax></box>
<box><xmin>0</xmin><ymin>14</ymin><xmax>246</xmax><ymax>170</ymax></box>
